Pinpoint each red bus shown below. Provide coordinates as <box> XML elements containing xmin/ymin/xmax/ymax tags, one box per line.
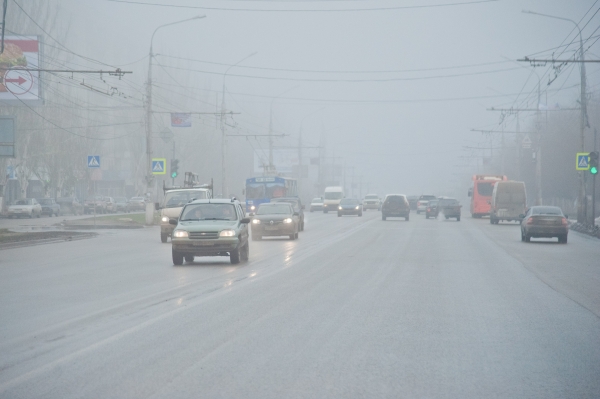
<box><xmin>468</xmin><ymin>174</ymin><xmax>507</xmax><ymax>218</ymax></box>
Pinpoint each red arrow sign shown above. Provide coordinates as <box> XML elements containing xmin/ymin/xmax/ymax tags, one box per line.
<box><xmin>6</xmin><ymin>76</ymin><xmax>26</xmax><ymax>85</ymax></box>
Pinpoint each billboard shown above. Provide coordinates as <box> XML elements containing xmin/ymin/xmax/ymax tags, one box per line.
<box><xmin>0</xmin><ymin>36</ymin><xmax>42</xmax><ymax>105</ymax></box>
<box><xmin>254</xmin><ymin>149</ymin><xmax>299</xmax><ymax>174</ymax></box>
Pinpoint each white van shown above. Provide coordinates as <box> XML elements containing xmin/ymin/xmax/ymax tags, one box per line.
<box><xmin>322</xmin><ymin>186</ymin><xmax>344</xmax><ymax>213</ymax></box>
<box><xmin>490</xmin><ymin>181</ymin><xmax>527</xmax><ymax>224</ymax></box>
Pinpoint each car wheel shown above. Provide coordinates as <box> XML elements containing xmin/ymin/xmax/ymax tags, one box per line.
<box><xmin>324</xmin><ymin>210</ymin><xmax>328</xmax><ymax>214</ymax></box>
<box><xmin>29</xmin><ymin>212</ymin><xmax>33</xmax><ymax>218</ymax></box>
<box><xmin>359</xmin><ymin>212</ymin><xmax>362</xmax><ymax>217</ymax></box>
<box><xmin>382</xmin><ymin>214</ymin><xmax>386</xmax><ymax>221</ymax></box>
<box><xmin>295</xmin><ymin>232</ymin><xmax>299</xmax><ymax>239</ymax></box>
<box><xmin>160</xmin><ymin>233</ymin><xmax>168</xmax><ymax>243</ymax></box>
<box><xmin>416</xmin><ymin>210</ymin><xmax>420</xmax><ymax>214</ymax></box>
<box><xmin>230</xmin><ymin>247</ymin><xmax>241</xmax><ymax>264</ymax></box>
<box><xmin>457</xmin><ymin>216</ymin><xmax>461</xmax><ymax>221</ymax></box>
<box><xmin>337</xmin><ymin>213</ymin><xmax>341</xmax><ymax>217</ymax></box>
<box><xmin>184</xmin><ymin>255</ymin><xmax>194</xmax><ymax>263</ymax></box>
<box><xmin>521</xmin><ymin>230</ymin><xmax>525</xmax><ymax>242</ymax></box>
<box><xmin>425</xmin><ymin>214</ymin><xmax>429</xmax><ymax>219</ymax></box>
<box><xmin>300</xmin><ymin>222</ymin><xmax>304</xmax><ymax>231</ymax></box>
<box><xmin>559</xmin><ymin>234</ymin><xmax>568</xmax><ymax>244</ymax></box>
<box><xmin>445</xmin><ymin>216</ymin><xmax>449</xmax><ymax>220</ymax></box>
<box><xmin>524</xmin><ymin>234</ymin><xmax>531</xmax><ymax>243</ymax></box>
<box><xmin>241</xmin><ymin>243</ymin><xmax>249</xmax><ymax>262</ymax></box>
<box><xmin>172</xmin><ymin>251</ymin><xmax>183</xmax><ymax>265</ymax></box>
<box><xmin>289</xmin><ymin>233</ymin><xmax>295</xmax><ymax>240</ymax></box>
<box><xmin>405</xmin><ymin>215</ymin><xmax>409</xmax><ymax>221</ymax></box>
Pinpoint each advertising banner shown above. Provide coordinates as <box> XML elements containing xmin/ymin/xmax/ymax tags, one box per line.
<box><xmin>0</xmin><ymin>36</ymin><xmax>41</xmax><ymax>105</ymax></box>
<box><xmin>171</xmin><ymin>113</ymin><xmax>191</xmax><ymax>127</ymax></box>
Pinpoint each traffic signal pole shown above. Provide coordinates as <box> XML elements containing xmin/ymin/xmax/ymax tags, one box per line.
<box><xmin>172</xmin><ymin>140</ymin><xmax>176</xmax><ymax>186</ymax></box>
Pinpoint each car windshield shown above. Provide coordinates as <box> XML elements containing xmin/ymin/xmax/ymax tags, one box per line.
<box><xmin>419</xmin><ymin>195</ymin><xmax>436</xmax><ymax>200</ymax></box>
<box><xmin>38</xmin><ymin>199</ymin><xmax>51</xmax><ymax>205</ymax></box>
<box><xmin>15</xmin><ymin>199</ymin><xmax>30</xmax><ymax>205</ymax></box>
<box><xmin>439</xmin><ymin>199</ymin><xmax>459</xmax><ymax>206</ymax></box>
<box><xmin>532</xmin><ymin>207</ymin><xmax>562</xmax><ymax>215</ymax></box>
<box><xmin>365</xmin><ymin>195</ymin><xmax>378</xmax><ymax>200</ymax></box>
<box><xmin>340</xmin><ymin>198</ymin><xmax>358</xmax><ymax>205</ymax></box>
<box><xmin>324</xmin><ymin>192</ymin><xmax>343</xmax><ymax>200</ymax></box>
<box><xmin>115</xmin><ymin>197</ymin><xmax>127</xmax><ymax>203</ymax></box>
<box><xmin>428</xmin><ymin>200</ymin><xmax>438</xmax><ymax>206</ymax></box>
<box><xmin>164</xmin><ymin>190</ymin><xmax>208</xmax><ymax>208</ymax></box>
<box><xmin>272</xmin><ymin>199</ymin><xmax>299</xmax><ymax>209</ymax></box>
<box><xmin>180</xmin><ymin>204</ymin><xmax>237</xmax><ymax>221</ymax></box>
<box><xmin>311</xmin><ymin>198</ymin><xmax>323</xmax><ymax>203</ymax></box>
<box><xmin>257</xmin><ymin>204</ymin><xmax>292</xmax><ymax>215</ymax></box>
<box><xmin>385</xmin><ymin>196</ymin><xmax>405</xmax><ymax>204</ymax></box>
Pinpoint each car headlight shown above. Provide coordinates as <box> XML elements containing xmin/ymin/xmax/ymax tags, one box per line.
<box><xmin>161</xmin><ymin>216</ymin><xmax>169</xmax><ymax>222</ymax></box>
<box><xmin>250</xmin><ymin>205</ymin><xmax>256</xmax><ymax>211</ymax></box>
<box><xmin>338</xmin><ymin>206</ymin><xmax>342</xmax><ymax>210</ymax></box>
<box><xmin>355</xmin><ymin>206</ymin><xmax>359</xmax><ymax>210</ymax></box>
<box><xmin>219</xmin><ymin>229</ymin><xmax>236</xmax><ymax>237</ymax></box>
<box><xmin>173</xmin><ymin>230</ymin><xmax>188</xmax><ymax>238</ymax></box>
<box><xmin>283</xmin><ymin>218</ymin><xmax>293</xmax><ymax>224</ymax></box>
<box><xmin>252</xmin><ymin>219</ymin><xmax>261</xmax><ymax>224</ymax></box>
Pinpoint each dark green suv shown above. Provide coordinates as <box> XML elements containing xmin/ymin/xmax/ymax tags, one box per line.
<box><xmin>170</xmin><ymin>199</ymin><xmax>250</xmax><ymax>265</ymax></box>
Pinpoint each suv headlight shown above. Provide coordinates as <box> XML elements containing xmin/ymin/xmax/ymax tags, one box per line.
<box><xmin>219</xmin><ymin>229</ymin><xmax>236</xmax><ymax>237</ymax></box>
<box><xmin>250</xmin><ymin>205</ymin><xmax>256</xmax><ymax>211</ymax></box>
<box><xmin>338</xmin><ymin>206</ymin><xmax>342</xmax><ymax>210</ymax></box>
<box><xmin>355</xmin><ymin>206</ymin><xmax>360</xmax><ymax>210</ymax></box>
<box><xmin>173</xmin><ymin>230</ymin><xmax>188</xmax><ymax>238</ymax></box>
<box><xmin>283</xmin><ymin>218</ymin><xmax>293</xmax><ymax>224</ymax></box>
<box><xmin>161</xmin><ymin>216</ymin><xmax>169</xmax><ymax>223</ymax></box>
<box><xmin>252</xmin><ymin>219</ymin><xmax>261</xmax><ymax>224</ymax></box>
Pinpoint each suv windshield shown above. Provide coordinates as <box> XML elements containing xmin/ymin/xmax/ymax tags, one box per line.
<box><xmin>164</xmin><ymin>190</ymin><xmax>208</xmax><ymax>208</ymax></box>
<box><xmin>312</xmin><ymin>198</ymin><xmax>323</xmax><ymax>203</ymax></box>
<box><xmin>180</xmin><ymin>203</ymin><xmax>237</xmax><ymax>221</ymax></box>
<box><xmin>324</xmin><ymin>192</ymin><xmax>343</xmax><ymax>200</ymax></box>
<box><xmin>365</xmin><ymin>195</ymin><xmax>378</xmax><ymax>200</ymax></box>
<box><xmin>532</xmin><ymin>207</ymin><xmax>562</xmax><ymax>215</ymax></box>
<box><xmin>385</xmin><ymin>196</ymin><xmax>406</xmax><ymax>205</ymax></box>
<box><xmin>257</xmin><ymin>204</ymin><xmax>292</xmax><ymax>215</ymax></box>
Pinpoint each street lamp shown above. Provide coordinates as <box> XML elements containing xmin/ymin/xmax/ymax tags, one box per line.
<box><xmin>145</xmin><ymin>15</ymin><xmax>205</xmax><ymax>188</ymax></box>
<box><xmin>523</xmin><ymin>10</ymin><xmax>588</xmax><ymax>221</ymax></box>
<box><xmin>220</xmin><ymin>52</ymin><xmax>257</xmax><ymax>198</ymax></box>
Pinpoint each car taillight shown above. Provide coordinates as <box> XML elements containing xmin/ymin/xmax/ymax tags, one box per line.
<box><xmin>526</xmin><ymin>217</ymin><xmax>533</xmax><ymax>225</ymax></box>
<box><xmin>427</xmin><ymin>207</ymin><xmax>431</xmax><ymax>211</ymax></box>
<box><xmin>561</xmin><ymin>217</ymin><xmax>568</xmax><ymax>226</ymax></box>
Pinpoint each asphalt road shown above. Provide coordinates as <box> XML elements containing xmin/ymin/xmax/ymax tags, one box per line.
<box><xmin>1</xmin><ymin>210</ymin><xmax>599</xmax><ymax>398</ymax></box>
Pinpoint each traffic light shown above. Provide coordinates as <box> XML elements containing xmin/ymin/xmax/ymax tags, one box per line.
<box><xmin>589</xmin><ymin>151</ymin><xmax>599</xmax><ymax>175</ymax></box>
<box><xmin>170</xmin><ymin>159</ymin><xmax>179</xmax><ymax>178</ymax></box>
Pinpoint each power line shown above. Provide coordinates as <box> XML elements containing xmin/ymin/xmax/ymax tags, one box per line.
<box><xmin>103</xmin><ymin>0</ymin><xmax>498</xmax><ymax>12</ymax></box>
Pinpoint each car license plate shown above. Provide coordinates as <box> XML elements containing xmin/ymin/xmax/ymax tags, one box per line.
<box><xmin>265</xmin><ymin>226</ymin><xmax>279</xmax><ymax>230</ymax></box>
<box><xmin>193</xmin><ymin>241</ymin><xmax>213</xmax><ymax>246</ymax></box>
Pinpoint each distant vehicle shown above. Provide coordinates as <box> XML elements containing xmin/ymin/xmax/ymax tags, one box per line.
<box><xmin>114</xmin><ymin>197</ymin><xmax>129</xmax><ymax>213</ymax></box>
<box><xmin>245</xmin><ymin>176</ymin><xmax>297</xmax><ymax>213</ymax></box>
<box><xmin>170</xmin><ymin>198</ymin><xmax>250</xmax><ymax>265</ymax></box>
<box><xmin>381</xmin><ymin>194</ymin><xmax>410</xmax><ymax>221</ymax></box>
<box><xmin>128</xmin><ymin>197</ymin><xmax>147</xmax><ymax>212</ymax></box>
<box><xmin>338</xmin><ymin>198</ymin><xmax>363</xmax><ymax>217</ymax></box>
<box><xmin>7</xmin><ymin>198</ymin><xmax>42</xmax><ymax>218</ymax></box>
<box><xmin>309</xmin><ymin>197</ymin><xmax>324</xmax><ymax>212</ymax></box>
<box><xmin>157</xmin><ymin>188</ymin><xmax>212</xmax><ymax>243</ymax></box>
<box><xmin>251</xmin><ymin>202</ymin><xmax>299</xmax><ymax>241</ymax></box>
<box><xmin>37</xmin><ymin>198</ymin><xmax>60</xmax><ymax>217</ymax></box>
<box><xmin>438</xmin><ymin>197</ymin><xmax>462</xmax><ymax>221</ymax></box>
<box><xmin>417</xmin><ymin>195</ymin><xmax>437</xmax><ymax>214</ymax></box>
<box><xmin>56</xmin><ymin>197</ymin><xmax>84</xmax><ymax>215</ymax></box>
<box><xmin>105</xmin><ymin>197</ymin><xmax>117</xmax><ymax>213</ymax></box>
<box><xmin>270</xmin><ymin>197</ymin><xmax>305</xmax><ymax>231</ymax></box>
<box><xmin>490</xmin><ymin>181</ymin><xmax>527</xmax><ymax>224</ymax></box>
<box><xmin>362</xmin><ymin>194</ymin><xmax>381</xmax><ymax>211</ymax></box>
<box><xmin>520</xmin><ymin>206</ymin><xmax>568</xmax><ymax>243</ymax></box>
<box><xmin>323</xmin><ymin>186</ymin><xmax>344</xmax><ymax>213</ymax></box>
<box><xmin>84</xmin><ymin>196</ymin><xmax>108</xmax><ymax>214</ymax></box>
<box><xmin>407</xmin><ymin>196</ymin><xmax>418</xmax><ymax>211</ymax></box>
<box><xmin>469</xmin><ymin>174</ymin><xmax>507</xmax><ymax>218</ymax></box>
<box><xmin>425</xmin><ymin>199</ymin><xmax>439</xmax><ymax>219</ymax></box>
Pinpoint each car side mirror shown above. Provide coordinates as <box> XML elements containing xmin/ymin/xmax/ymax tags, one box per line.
<box><xmin>168</xmin><ymin>218</ymin><xmax>178</xmax><ymax>225</ymax></box>
<box><xmin>155</xmin><ymin>202</ymin><xmax>160</xmax><ymax>210</ymax></box>
<box><xmin>518</xmin><ymin>214</ymin><xmax>525</xmax><ymax>219</ymax></box>
<box><xmin>293</xmin><ymin>212</ymin><xmax>299</xmax><ymax>216</ymax></box>
<box><xmin>240</xmin><ymin>217</ymin><xmax>251</xmax><ymax>224</ymax></box>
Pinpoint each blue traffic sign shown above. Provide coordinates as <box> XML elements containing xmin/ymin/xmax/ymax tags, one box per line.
<box><xmin>87</xmin><ymin>155</ymin><xmax>100</xmax><ymax>168</ymax></box>
<box><xmin>152</xmin><ymin>158</ymin><xmax>166</xmax><ymax>175</ymax></box>
<box><xmin>576</xmin><ymin>153</ymin><xmax>589</xmax><ymax>171</ymax></box>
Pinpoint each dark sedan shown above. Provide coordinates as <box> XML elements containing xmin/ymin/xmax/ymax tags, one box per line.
<box><xmin>520</xmin><ymin>206</ymin><xmax>568</xmax><ymax>243</ymax></box>
<box><xmin>270</xmin><ymin>197</ymin><xmax>305</xmax><ymax>231</ymax></box>
<box><xmin>251</xmin><ymin>203</ymin><xmax>299</xmax><ymax>240</ymax></box>
<box><xmin>37</xmin><ymin>198</ymin><xmax>61</xmax><ymax>217</ymax></box>
<box><xmin>381</xmin><ymin>194</ymin><xmax>410</xmax><ymax>221</ymax></box>
<box><xmin>337</xmin><ymin>198</ymin><xmax>362</xmax><ymax>217</ymax></box>
<box><xmin>425</xmin><ymin>199</ymin><xmax>439</xmax><ymax>219</ymax></box>
<box><xmin>438</xmin><ymin>197</ymin><xmax>461</xmax><ymax>221</ymax></box>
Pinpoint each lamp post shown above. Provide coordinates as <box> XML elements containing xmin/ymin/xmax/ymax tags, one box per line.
<box><xmin>146</xmin><ymin>16</ymin><xmax>205</xmax><ymax>188</ymax></box>
<box><xmin>523</xmin><ymin>10</ymin><xmax>587</xmax><ymax>222</ymax></box>
<box><xmin>220</xmin><ymin>52</ymin><xmax>257</xmax><ymax>198</ymax></box>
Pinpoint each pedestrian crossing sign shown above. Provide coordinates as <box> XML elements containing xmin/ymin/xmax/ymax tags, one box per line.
<box><xmin>87</xmin><ymin>155</ymin><xmax>100</xmax><ymax>168</ymax></box>
<box><xmin>576</xmin><ymin>153</ymin><xmax>590</xmax><ymax>171</ymax></box>
<box><xmin>152</xmin><ymin>158</ymin><xmax>166</xmax><ymax>175</ymax></box>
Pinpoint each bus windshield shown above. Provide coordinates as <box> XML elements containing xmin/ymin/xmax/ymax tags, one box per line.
<box><xmin>324</xmin><ymin>192</ymin><xmax>342</xmax><ymax>200</ymax></box>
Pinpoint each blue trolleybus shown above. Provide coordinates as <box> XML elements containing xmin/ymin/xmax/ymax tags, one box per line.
<box><xmin>245</xmin><ymin>176</ymin><xmax>298</xmax><ymax>213</ymax></box>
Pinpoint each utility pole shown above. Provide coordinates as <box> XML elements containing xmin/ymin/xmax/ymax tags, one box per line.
<box><xmin>298</xmin><ymin>131</ymin><xmax>302</xmax><ymax>195</ymax></box>
<box><xmin>171</xmin><ymin>140</ymin><xmax>176</xmax><ymax>186</ymax></box>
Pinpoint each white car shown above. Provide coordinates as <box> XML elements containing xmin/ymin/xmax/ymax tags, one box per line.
<box><xmin>362</xmin><ymin>194</ymin><xmax>381</xmax><ymax>211</ymax></box>
<box><xmin>309</xmin><ymin>197</ymin><xmax>324</xmax><ymax>212</ymax></box>
<box><xmin>8</xmin><ymin>198</ymin><xmax>42</xmax><ymax>218</ymax></box>
<box><xmin>417</xmin><ymin>195</ymin><xmax>437</xmax><ymax>214</ymax></box>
